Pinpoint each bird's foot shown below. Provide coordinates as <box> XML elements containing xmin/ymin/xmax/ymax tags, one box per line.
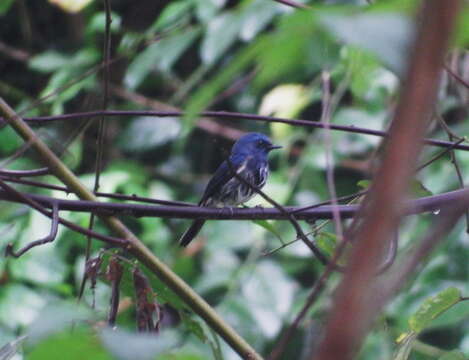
<box><xmin>219</xmin><ymin>206</ymin><xmax>235</xmax><ymax>217</ymax></box>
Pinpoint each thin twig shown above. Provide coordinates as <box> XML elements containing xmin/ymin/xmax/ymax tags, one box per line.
<box><xmin>0</xmin><ymin>175</ymin><xmax>194</xmax><ymax>206</ymax></box>
<box><xmin>271</xmin><ymin>0</ymin><xmax>310</xmax><ymax>9</ymax></box>
<box><xmin>0</xmin><ymin>179</ymin><xmax>126</xmax><ymax>249</ymax></box>
<box><xmin>225</xmin><ymin>156</ymin><xmax>344</xmax><ymax>270</ymax></box>
<box><xmin>82</xmin><ymin>0</ymin><xmax>113</xmax><ymax>301</ymax></box>
<box><xmin>435</xmin><ymin>112</ymin><xmax>469</xmax><ymax>232</ymax></box>
<box><xmin>416</xmin><ymin>137</ymin><xmax>465</xmax><ymax>171</ymax></box>
<box><xmin>376</xmin><ymin>192</ymin><xmax>469</xmax><ymax>311</ymax></box>
<box><xmin>320</xmin><ymin>70</ymin><xmax>344</xmax><ymax>243</ymax></box>
<box><xmin>17</xmin><ymin>110</ymin><xmax>469</xmax><ymax>152</ymax></box>
<box><xmin>5</xmin><ymin>201</ymin><xmax>59</xmax><ymax>257</ymax></box>
<box><xmin>444</xmin><ymin>63</ymin><xmax>469</xmax><ymax>89</ymax></box>
<box><xmin>0</xmin><ymin>168</ymin><xmax>49</xmax><ymax>177</ymax></box>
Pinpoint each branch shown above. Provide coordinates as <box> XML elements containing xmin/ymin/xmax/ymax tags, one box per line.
<box><xmin>315</xmin><ymin>1</ymin><xmax>462</xmax><ymax>359</ymax></box>
<box><xmin>0</xmin><ymin>175</ymin><xmax>194</xmax><ymax>207</ymax></box>
<box><xmin>0</xmin><ymin>187</ymin><xmax>465</xmax><ymax>220</ymax></box>
<box><xmin>444</xmin><ymin>63</ymin><xmax>469</xmax><ymax>89</ymax></box>
<box><xmin>375</xmin><ymin>191</ymin><xmax>469</xmax><ymax>308</ymax></box>
<box><xmin>16</xmin><ymin>110</ymin><xmax>469</xmax><ymax>152</ymax></box>
<box><xmin>0</xmin><ymin>179</ymin><xmax>126</xmax><ymax>248</ymax></box>
<box><xmin>225</xmin><ymin>157</ymin><xmax>338</xmax><ymax>268</ymax></box>
<box><xmin>0</xmin><ymin>97</ymin><xmax>263</xmax><ymax>360</ymax></box>
<box><xmin>5</xmin><ymin>201</ymin><xmax>59</xmax><ymax>257</ymax></box>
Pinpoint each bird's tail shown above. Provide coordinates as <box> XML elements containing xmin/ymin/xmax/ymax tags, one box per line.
<box><xmin>179</xmin><ymin>219</ymin><xmax>205</xmax><ymax>247</ymax></box>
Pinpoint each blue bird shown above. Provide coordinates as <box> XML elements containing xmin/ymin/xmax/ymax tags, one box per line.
<box><xmin>179</xmin><ymin>133</ymin><xmax>281</xmax><ymax>247</ymax></box>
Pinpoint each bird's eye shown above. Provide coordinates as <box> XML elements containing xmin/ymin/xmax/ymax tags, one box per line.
<box><xmin>257</xmin><ymin>140</ymin><xmax>263</xmax><ymax>146</ymax></box>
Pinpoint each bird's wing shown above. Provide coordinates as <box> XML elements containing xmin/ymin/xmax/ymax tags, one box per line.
<box><xmin>199</xmin><ymin>155</ymin><xmax>245</xmax><ymax>205</ymax></box>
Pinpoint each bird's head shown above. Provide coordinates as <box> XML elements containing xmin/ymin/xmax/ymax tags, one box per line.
<box><xmin>231</xmin><ymin>133</ymin><xmax>281</xmax><ymax>156</ymax></box>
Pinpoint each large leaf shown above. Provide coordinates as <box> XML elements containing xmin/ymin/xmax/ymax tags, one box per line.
<box><xmin>200</xmin><ymin>12</ymin><xmax>243</xmax><ymax>65</ymax></box>
<box><xmin>0</xmin><ymin>0</ymin><xmax>15</xmax><ymax>14</ymax></box>
<box><xmin>240</xmin><ymin>260</ymin><xmax>296</xmax><ymax>338</ymax></box>
<box><xmin>321</xmin><ymin>13</ymin><xmax>414</xmax><ymax>76</ymax></box>
<box><xmin>28</xmin><ymin>328</ymin><xmax>111</xmax><ymax>360</ymax></box>
<box><xmin>152</xmin><ymin>1</ymin><xmax>194</xmax><ymax>31</ymax></box>
<box><xmin>99</xmin><ymin>328</ymin><xmax>179</xmax><ymax>360</ymax></box>
<box><xmin>0</xmin><ymin>284</ymin><xmax>47</xmax><ymax>329</ymax></box>
<box><xmin>118</xmin><ymin>116</ymin><xmax>181</xmax><ymax>153</ymax></box>
<box><xmin>125</xmin><ymin>28</ymin><xmax>201</xmax><ymax>89</ymax></box>
<box><xmin>26</xmin><ymin>301</ymin><xmax>94</xmax><ymax>345</ymax></box>
<box><xmin>408</xmin><ymin>287</ymin><xmax>461</xmax><ymax>333</ymax></box>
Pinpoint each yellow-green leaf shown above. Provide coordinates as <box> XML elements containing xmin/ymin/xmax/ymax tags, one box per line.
<box><xmin>409</xmin><ymin>287</ymin><xmax>461</xmax><ymax>333</ymax></box>
<box><xmin>315</xmin><ymin>231</ymin><xmax>337</xmax><ymax>258</ymax></box>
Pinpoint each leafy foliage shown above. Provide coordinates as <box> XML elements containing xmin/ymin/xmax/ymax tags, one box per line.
<box><xmin>0</xmin><ymin>0</ymin><xmax>468</xmax><ymax>359</ymax></box>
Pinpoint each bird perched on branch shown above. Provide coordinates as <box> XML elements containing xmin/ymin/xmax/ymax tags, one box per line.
<box><xmin>179</xmin><ymin>132</ymin><xmax>281</xmax><ymax>247</ymax></box>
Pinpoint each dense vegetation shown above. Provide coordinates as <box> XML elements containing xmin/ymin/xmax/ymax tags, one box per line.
<box><xmin>0</xmin><ymin>0</ymin><xmax>468</xmax><ymax>359</ymax></box>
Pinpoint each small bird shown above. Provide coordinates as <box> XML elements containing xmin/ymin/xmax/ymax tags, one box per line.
<box><xmin>179</xmin><ymin>132</ymin><xmax>281</xmax><ymax>247</ymax></box>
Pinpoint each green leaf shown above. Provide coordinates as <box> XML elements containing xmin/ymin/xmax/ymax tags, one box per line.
<box><xmin>239</xmin><ymin>0</ymin><xmax>279</xmax><ymax>41</ymax></box>
<box><xmin>0</xmin><ymin>0</ymin><xmax>15</xmax><ymax>15</ymax></box>
<box><xmin>87</xmin><ymin>12</ymin><xmax>122</xmax><ymax>34</ymax></box>
<box><xmin>255</xmin><ymin>12</ymin><xmax>323</xmax><ymax>86</ymax></box>
<box><xmin>125</xmin><ymin>27</ymin><xmax>200</xmax><ymax>89</ymax></box>
<box><xmin>426</xmin><ymin>300</ymin><xmax>469</xmax><ymax>329</ymax></box>
<box><xmin>152</xmin><ymin>1</ymin><xmax>193</xmax><ymax>31</ymax></box>
<box><xmin>0</xmin><ymin>285</ymin><xmax>47</xmax><ymax>329</ymax></box>
<box><xmin>26</xmin><ymin>302</ymin><xmax>94</xmax><ymax>345</ymax></box>
<box><xmin>99</xmin><ymin>328</ymin><xmax>179</xmax><ymax>360</ymax></box>
<box><xmin>438</xmin><ymin>350</ymin><xmax>467</xmax><ymax>360</ymax></box>
<box><xmin>357</xmin><ymin>179</ymin><xmax>371</xmax><ymax>189</ymax></box>
<box><xmin>180</xmin><ymin>313</ymin><xmax>207</xmax><ymax>342</ymax></box>
<box><xmin>240</xmin><ymin>260</ymin><xmax>296</xmax><ymax>338</ymax></box>
<box><xmin>410</xmin><ymin>180</ymin><xmax>432</xmax><ymax>198</ymax></box>
<box><xmin>28</xmin><ymin>328</ymin><xmax>111</xmax><ymax>360</ymax></box>
<box><xmin>0</xmin><ymin>126</ymin><xmax>22</xmax><ymax>153</ymax></box>
<box><xmin>118</xmin><ymin>116</ymin><xmax>181</xmax><ymax>153</ymax></box>
<box><xmin>259</xmin><ymin>84</ymin><xmax>311</xmax><ymax>119</ymax></box>
<box><xmin>315</xmin><ymin>231</ymin><xmax>337</xmax><ymax>258</ymax></box>
<box><xmin>200</xmin><ymin>12</ymin><xmax>242</xmax><ymax>65</ymax></box>
<box><xmin>252</xmin><ymin>220</ymin><xmax>284</xmax><ymax>244</ymax></box>
<box><xmin>184</xmin><ymin>40</ymin><xmax>262</xmax><ymax>127</ymax></box>
<box><xmin>321</xmin><ymin>13</ymin><xmax>413</xmax><ymax>76</ymax></box>
<box><xmin>408</xmin><ymin>287</ymin><xmax>461</xmax><ymax>333</ymax></box>
<box><xmin>29</xmin><ymin>51</ymin><xmax>70</xmax><ymax>73</ymax></box>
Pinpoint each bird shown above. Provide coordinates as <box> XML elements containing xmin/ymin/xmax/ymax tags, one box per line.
<box><xmin>179</xmin><ymin>132</ymin><xmax>281</xmax><ymax>247</ymax></box>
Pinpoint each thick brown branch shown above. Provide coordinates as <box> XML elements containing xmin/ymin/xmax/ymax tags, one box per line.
<box><xmin>315</xmin><ymin>2</ymin><xmax>462</xmax><ymax>359</ymax></box>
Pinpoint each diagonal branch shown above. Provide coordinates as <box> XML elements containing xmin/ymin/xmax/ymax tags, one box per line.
<box><xmin>225</xmin><ymin>157</ymin><xmax>339</xmax><ymax>269</ymax></box>
<box><xmin>0</xmin><ymin>97</ymin><xmax>263</xmax><ymax>360</ymax></box>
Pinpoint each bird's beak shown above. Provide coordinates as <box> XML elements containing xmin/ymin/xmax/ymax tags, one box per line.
<box><xmin>268</xmin><ymin>144</ymin><xmax>282</xmax><ymax>151</ymax></box>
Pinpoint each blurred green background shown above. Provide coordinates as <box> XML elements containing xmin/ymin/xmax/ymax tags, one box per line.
<box><xmin>0</xmin><ymin>0</ymin><xmax>468</xmax><ymax>359</ymax></box>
